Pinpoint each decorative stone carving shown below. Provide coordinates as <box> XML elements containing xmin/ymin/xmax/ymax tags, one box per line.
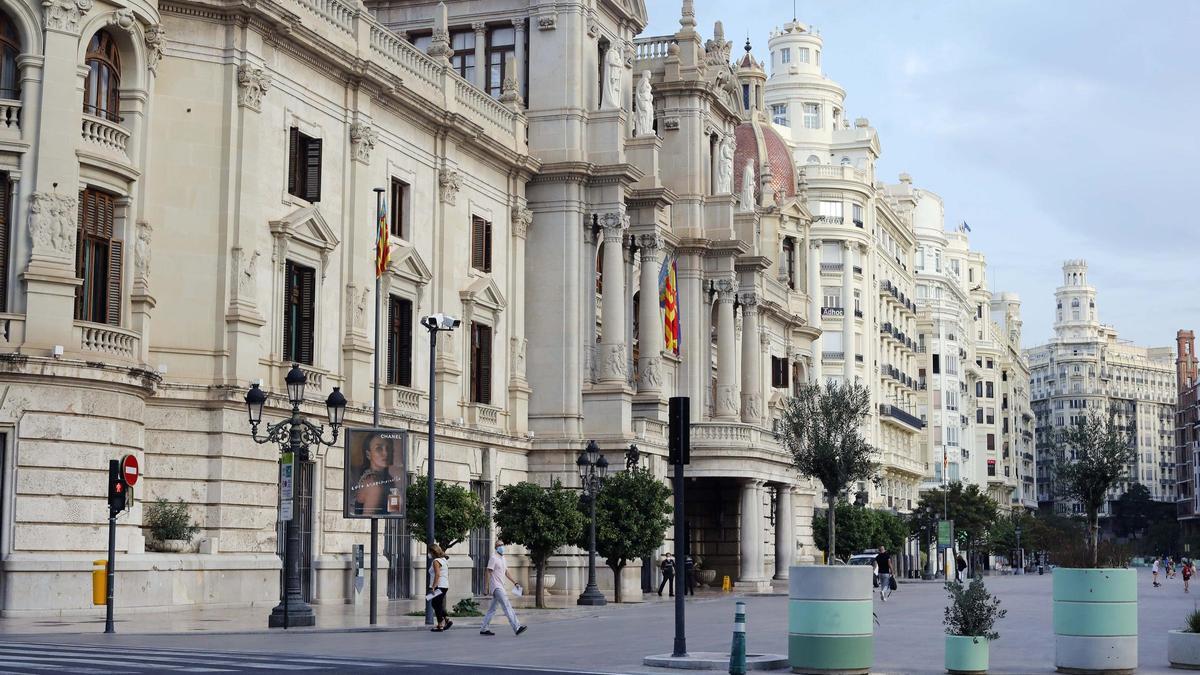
<box><xmin>510</xmin><ymin>337</ymin><xmax>527</xmax><ymax>379</ymax></box>
<box><xmin>428</xmin><ymin>26</ymin><xmax>452</xmax><ymax>62</ymax></box>
<box><xmin>634</xmin><ymin>70</ymin><xmax>654</xmax><ymax>137</ymax></box>
<box><xmin>716</xmin><ymin>136</ymin><xmax>734</xmax><ymax>194</ymax></box>
<box><xmin>134</xmin><ymin>221</ymin><xmax>151</xmax><ymax>281</ymax></box>
<box><xmin>349</xmin><ymin>122</ymin><xmax>377</xmax><ymax>164</ymax></box>
<box><xmin>605</xmin><ymin>344</ymin><xmax>627</xmax><ymax>377</ymax></box>
<box><xmin>638</xmin><ymin>233</ymin><xmax>662</xmax><ymax>257</ymax></box>
<box><xmin>705</xmin><ymin>21</ymin><xmax>732</xmax><ymax>67</ymax></box>
<box><xmin>471</xmin><ymin>21</ymin><xmax>486</xmax><ymax>33</ymax></box>
<box><xmin>236</xmin><ymin>65</ymin><xmax>271</xmax><ymax>112</ymax></box>
<box><xmin>536</xmin><ymin>14</ymin><xmax>556</xmax><ymax>30</ymax></box>
<box><xmin>511</xmin><ymin>205</ymin><xmax>533</xmax><ymax>238</ymax></box>
<box><xmin>44</xmin><ymin>0</ymin><xmax>92</xmax><ymax>34</ymax></box>
<box><xmin>624</xmin><ymin>39</ymin><xmax>635</xmax><ymax>68</ymax></box>
<box><xmin>640</xmin><ymin>356</ymin><xmax>663</xmax><ymax>389</ymax></box>
<box><xmin>599</xmin><ymin>210</ymin><xmax>626</xmax><ymax>240</ymax></box>
<box><xmin>739</xmin><ymin>160</ymin><xmax>755</xmax><ymax>211</ymax></box>
<box><xmin>499</xmin><ymin>55</ymin><xmax>522</xmax><ymax>106</ymax></box>
<box><xmin>234</xmin><ymin>247</ymin><xmax>260</xmax><ymax>301</ymax></box>
<box><xmin>714</xmin><ymin>278</ymin><xmax>737</xmax><ymax>302</ymax></box>
<box><xmin>602</xmin><ymin>46</ymin><xmax>622</xmax><ymax>110</ymax></box>
<box><xmin>144</xmin><ymin>25</ymin><xmax>166</xmax><ymax>75</ymax></box>
<box><xmin>439</xmin><ymin>170</ymin><xmax>461</xmax><ymax>205</ymax></box>
<box><xmin>717</xmin><ymin>384</ymin><xmax>739</xmax><ymax>414</ymax></box>
<box><xmin>587</xmin><ymin>20</ymin><xmax>598</xmax><ymax>38</ymax></box>
<box><xmin>29</xmin><ymin>192</ymin><xmax>76</xmax><ymax>259</ymax></box>
<box><xmin>107</xmin><ymin>8</ymin><xmax>134</xmax><ymax>30</ymax></box>
<box><xmin>348</xmin><ymin>284</ymin><xmax>369</xmax><ymax>330</ymax></box>
<box><xmin>744</xmin><ymin>394</ymin><xmax>762</xmax><ymax>420</ymax></box>
<box><xmin>662</xmin><ymin>118</ymin><xmax>680</xmax><ymax>131</ymax></box>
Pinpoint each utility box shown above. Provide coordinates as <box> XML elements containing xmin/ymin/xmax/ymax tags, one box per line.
<box><xmin>92</xmin><ymin>560</ymin><xmax>107</xmax><ymax>605</ymax></box>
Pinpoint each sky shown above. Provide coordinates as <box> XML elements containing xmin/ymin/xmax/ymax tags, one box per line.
<box><xmin>643</xmin><ymin>0</ymin><xmax>1200</xmax><ymax>350</ymax></box>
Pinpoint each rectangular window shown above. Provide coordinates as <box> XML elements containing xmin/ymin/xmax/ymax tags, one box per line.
<box><xmin>471</xmin><ymin>216</ymin><xmax>493</xmax><ymax>272</ymax></box>
<box><xmin>386</xmin><ymin>296</ymin><xmax>413</xmax><ymax>387</ymax></box>
<box><xmin>287</xmin><ymin>127</ymin><xmax>323</xmax><ymax>202</ymax></box>
<box><xmin>389</xmin><ymin>177</ymin><xmax>408</xmax><ymax>239</ymax></box>
<box><xmin>797</xmin><ymin>47</ymin><xmax>810</xmax><ymax>63</ymax></box>
<box><xmin>770</xmin><ymin>103</ymin><xmax>788</xmax><ymax>126</ymax></box>
<box><xmin>780</xmin><ymin>48</ymin><xmax>791</xmax><ymax>64</ymax></box>
<box><xmin>821</xmin><ymin>286</ymin><xmax>841</xmax><ymax>309</ymax></box>
<box><xmin>283</xmin><ymin>260</ymin><xmax>316</xmax><ymax>365</ymax></box>
<box><xmin>823</xmin><ymin>330</ymin><xmax>844</xmax><ymax>352</ymax></box>
<box><xmin>486</xmin><ymin>26</ymin><xmax>516</xmax><ymax>98</ymax></box>
<box><xmin>772</xmin><ymin>356</ymin><xmax>790</xmax><ymax>389</ymax></box>
<box><xmin>976</xmin><ymin>408</ymin><xmax>983</xmax><ymax>423</ymax></box>
<box><xmin>781</xmin><ymin>237</ymin><xmax>795</xmax><ymax>289</ymax></box>
<box><xmin>932</xmin><ymin>354</ymin><xmax>940</xmax><ymax>374</ymax></box>
<box><xmin>987</xmin><ymin>460</ymin><xmax>996</xmax><ymax>477</ymax></box>
<box><xmin>742</xmin><ymin>84</ymin><xmax>750</xmax><ymax>111</ymax></box>
<box><xmin>987</xmin><ymin>433</ymin><xmax>995</xmax><ymax>451</ymax></box>
<box><xmin>0</xmin><ymin>172</ymin><xmax>9</xmax><ymax>312</ymax></box>
<box><xmin>450</xmin><ymin>30</ymin><xmax>476</xmax><ymax>82</ymax></box>
<box><xmin>75</xmin><ymin>188</ymin><xmax>122</xmax><ymax>326</ymax></box>
<box><xmin>986</xmin><ymin>381</ymin><xmax>994</xmax><ymax>398</ymax></box>
<box><xmin>803</xmin><ymin>103</ymin><xmax>821</xmax><ymax>129</ymax></box>
<box><xmin>852</xmin><ymin>203</ymin><xmax>863</xmax><ymax>227</ymax></box>
<box><xmin>470</xmin><ymin>322</ymin><xmax>493</xmax><ymax>404</ymax></box>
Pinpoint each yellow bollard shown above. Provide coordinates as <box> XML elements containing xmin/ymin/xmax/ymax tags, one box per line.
<box><xmin>92</xmin><ymin>559</ymin><xmax>107</xmax><ymax>606</ymax></box>
<box><xmin>722</xmin><ymin>575</ymin><xmax>732</xmax><ymax>592</ymax></box>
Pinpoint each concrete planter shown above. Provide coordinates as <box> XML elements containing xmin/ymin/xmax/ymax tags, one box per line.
<box><xmin>945</xmin><ymin>635</ymin><xmax>988</xmax><ymax>674</ymax></box>
<box><xmin>1053</xmin><ymin>568</ymin><xmax>1137</xmax><ymax>674</ymax></box>
<box><xmin>148</xmin><ymin>538</ymin><xmax>192</xmax><ymax>553</ymax></box>
<box><xmin>1168</xmin><ymin>630</ymin><xmax>1200</xmax><ymax>670</ymax></box>
<box><xmin>788</xmin><ymin>565</ymin><xmax>873</xmax><ymax>675</ymax></box>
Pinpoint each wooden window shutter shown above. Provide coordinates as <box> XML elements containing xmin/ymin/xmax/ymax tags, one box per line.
<box><xmin>469</xmin><ymin>323</ymin><xmax>479</xmax><ymax>402</ymax></box>
<box><xmin>781</xmin><ymin>356</ymin><xmax>789</xmax><ymax>388</ymax></box>
<box><xmin>473</xmin><ymin>323</ymin><xmax>492</xmax><ymax>404</ymax></box>
<box><xmin>105</xmin><ymin>239</ymin><xmax>122</xmax><ymax>325</ymax></box>
<box><xmin>287</xmin><ymin>127</ymin><xmax>300</xmax><ymax>197</ymax></box>
<box><xmin>471</xmin><ymin>217</ymin><xmax>485</xmax><ymax>271</ymax></box>
<box><xmin>483</xmin><ymin>220</ymin><xmax>493</xmax><ymax>272</ymax></box>
<box><xmin>0</xmin><ymin>173</ymin><xmax>10</xmax><ymax>312</ymax></box>
<box><xmin>303</xmin><ymin>137</ymin><xmax>322</xmax><ymax>202</ymax></box>
<box><xmin>397</xmin><ymin>298</ymin><xmax>412</xmax><ymax>387</ymax></box>
<box><xmin>298</xmin><ymin>265</ymin><xmax>315</xmax><ymax>364</ymax></box>
<box><xmin>386</xmin><ymin>297</ymin><xmax>396</xmax><ymax>384</ymax></box>
<box><xmin>283</xmin><ymin>261</ymin><xmax>296</xmax><ymax>361</ymax></box>
<box><xmin>390</xmin><ymin>178</ymin><xmax>406</xmax><ymax>239</ymax></box>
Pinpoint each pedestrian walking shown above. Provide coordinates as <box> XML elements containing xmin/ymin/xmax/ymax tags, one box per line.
<box><xmin>875</xmin><ymin>545</ymin><xmax>894</xmax><ymax>602</ymax></box>
<box><xmin>1183</xmin><ymin>560</ymin><xmax>1193</xmax><ymax>593</ymax></box>
<box><xmin>1152</xmin><ymin>557</ymin><xmax>1161</xmax><ymax>587</ymax></box>
<box><xmin>657</xmin><ymin>553</ymin><xmax>676</xmax><ymax>597</ymax></box>
<box><xmin>428</xmin><ymin>544</ymin><xmax>452</xmax><ymax>632</ymax></box>
<box><xmin>1168</xmin><ymin>557</ymin><xmax>1177</xmax><ymax>580</ymax></box>
<box><xmin>955</xmin><ymin>553</ymin><xmax>967</xmax><ymax>583</ymax></box>
<box><xmin>683</xmin><ymin>555</ymin><xmax>696</xmax><ymax>596</ymax></box>
<box><xmin>479</xmin><ymin>541</ymin><xmax>527</xmax><ymax>637</ymax></box>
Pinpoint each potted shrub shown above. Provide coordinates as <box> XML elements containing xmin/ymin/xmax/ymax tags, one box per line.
<box><xmin>1049</xmin><ymin>411</ymin><xmax>1138</xmax><ymax>674</ymax></box>
<box><xmin>1167</xmin><ymin>609</ymin><xmax>1200</xmax><ymax>669</ymax></box>
<box><xmin>943</xmin><ymin>577</ymin><xmax>1006</xmax><ymax>674</ymax></box>
<box><xmin>145</xmin><ymin>499</ymin><xmax>200</xmax><ymax>553</ymax></box>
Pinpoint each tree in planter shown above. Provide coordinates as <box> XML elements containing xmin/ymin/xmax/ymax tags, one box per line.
<box><xmin>1050</xmin><ymin>409</ymin><xmax>1135</xmax><ymax>568</ymax></box>
<box><xmin>493</xmin><ymin>480</ymin><xmax>585</xmax><ymax>608</ymax></box>
<box><xmin>406</xmin><ymin>475</ymin><xmax>489</xmax><ymax>549</ymax></box>
<box><xmin>584</xmin><ymin>466</ymin><xmax>672</xmax><ymax>602</ymax></box>
<box><xmin>144</xmin><ymin>499</ymin><xmax>200</xmax><ymax>549</ymax></box>
<box><xmin>776</xmin><ymin>380</ymin><xmax>878</xmax><ymax>563</ymax></box>
<box><xmin>944</xmin><ymin>576</ymin><xmax>1006</xmax><ymax>639</ymax></box>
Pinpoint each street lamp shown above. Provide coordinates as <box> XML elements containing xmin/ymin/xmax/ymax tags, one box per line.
<box><xmin>922</xmin><ymin>507</ymin><xmax>937</xmax><ymax>580</ymax></box>
<box><xmin>244</xmin><ymin>364</ymin><xmax>346</xmax><ymax>628</ymax></box>
<box><xmin>420</xmin><ymin>313</ymin><xmax>459</xmax><ymax>625</ymax></box>
<box><xmin>1015</xmin><ymin>524</ymin><xmax>1023</xmax><ymax>575</ymax></box>
<box><xmin>577</xmin><ymin>440</ymin><xmax>609</xmax><ymax>606</ymax></box>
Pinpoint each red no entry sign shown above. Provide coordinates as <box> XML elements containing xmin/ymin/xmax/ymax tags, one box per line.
<box><xmin>121</xmin><ymin>454</ymin><xmax>139</xmax><ymax>486</ymax></box>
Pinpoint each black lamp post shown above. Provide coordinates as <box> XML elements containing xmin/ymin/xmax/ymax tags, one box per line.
<box><xmin>922</xmin><ymin>507</ymin><xmax>937</xmax><ymax>580</ymax></box>
<box><xmin>577</xmin><ymin>441</ymin><xmax>609</xmax><ymax>606</ymax></box>
<box><xmin>244</xmin><ymin>364</ymin><xmax>346</xmax><ymax>628</ymax></box>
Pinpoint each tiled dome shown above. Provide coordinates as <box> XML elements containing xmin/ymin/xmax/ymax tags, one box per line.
<box><xmin>733</xmin><ymin>120</ymin><xmax>796</xmax><ymax>207</ymax></box>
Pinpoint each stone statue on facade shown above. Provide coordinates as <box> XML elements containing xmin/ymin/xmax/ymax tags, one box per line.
<box><xmin>237</xmin><ymin>248</ymin><xmax>260</xmax><ymax>300</ymax></box>
<box><xmin>134</xmin><ymin>221</ymin><xmax>152</xmax><ymax>281</ymax></box>
<box><xmin>716</xmin><ymin>136</ymin><xmax>734</xmax><ymax>194</ymax></box>
<box><xmin>29</xmin><ymin>192</ymin><xmax>76</xmax><ymax>259</ymax></box>
<box><xmin>634</xmin><ymin>70</ymin><xmax>654</xmax><ymax>137</ymax></box>
<box><xmin>602</xmin><ymin>46</ymin><xmax>623</xmax><ymax>110</ymax></box>
<box><xmin>739</xmin><ymin>160</ymin><xmax>755</xmax><ymax>211</ymax></box>
<box><xmin>350</xmin><ymin>285</ymin><xmax>370</xmax><ymax>330</ymax></box>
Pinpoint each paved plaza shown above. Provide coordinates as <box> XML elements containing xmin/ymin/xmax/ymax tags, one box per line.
<box><xmin>0</xmin><ymin>570</ymin><xmax>1190</xmax><ymax>674</ymax></box>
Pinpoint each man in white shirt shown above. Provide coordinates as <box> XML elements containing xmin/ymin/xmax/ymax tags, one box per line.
<box><xmin>480</xmin><ymin>540</ymin><xmax>526</xmax><ymax>636</ymax></box>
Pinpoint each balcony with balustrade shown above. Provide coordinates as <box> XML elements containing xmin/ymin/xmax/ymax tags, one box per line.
<box><xmin>80</xmin><ymin>114</ymin><xmax>131</xmax><ymax>161</ymax></box>
<box><xmin>0</xmin><ymin>98</ymin><xmax>20</xmax><ymax>140</ymax></box>
<box><xmin>74</xmin><ymin>321</ymin><xmax>141</xmax><ymax>363</ymax></box>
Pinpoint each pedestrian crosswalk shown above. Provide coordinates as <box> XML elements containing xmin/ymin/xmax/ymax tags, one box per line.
<box><xmin>0</xmin><ymin>640</ymin><xmax>414</xmax><ymax>674</ymax></box>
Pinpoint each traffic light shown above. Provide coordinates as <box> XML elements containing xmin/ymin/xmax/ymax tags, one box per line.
<box><xmin>668</xmin><ymin>396</ymin><xmax>690</xmax><ymax>465</ymax></box>
<box><xmin>108</xmin><ymin>460</ymin><xmax>127</xmax><ymax>516</ymax></box>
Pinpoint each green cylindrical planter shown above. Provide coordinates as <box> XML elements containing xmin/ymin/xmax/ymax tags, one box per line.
<box><xmin>1053</xmin><ymin>568</ymin><xmax>1137</xmax><ymax>674</ymax></box>
<box><xmin>788</xmin><ymin>565</ymin><xmax>873</xmax><ymax>674</ymax></box>
<box><xmin>945</xmin><ymin>635</ymin><xmax>989</xmax><ymax>674</ymax></box>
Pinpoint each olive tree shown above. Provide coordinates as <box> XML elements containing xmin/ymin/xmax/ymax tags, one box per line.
<box><xmin>493</xmin><ymin>480</ymin><xmax>585</xmax><ymax>608</ymax></box>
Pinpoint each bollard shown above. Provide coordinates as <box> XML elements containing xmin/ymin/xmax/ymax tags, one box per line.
<box><xmin>92</xmin><ymin>560</ymin><xmax>107</xmax><ymax>606</ymax></box>
<box><xmin>722</xmin><ymin>575</ymin><xmax>732</xmax><ymax>592</ymax></box>
<box><xmin>729</xmin><ymin>600</ymin><xmax>746</xmax><ymax>675</ymax></box>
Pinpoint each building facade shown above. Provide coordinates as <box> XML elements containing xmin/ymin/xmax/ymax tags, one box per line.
<box><xmin>1176</xmin><ymin>330</ymin><xmax>1199</xmax><ymax>534</ymax></box>
<box><xmin>1028</xmin><ymin>260</ymin><xmax>1177</xmax><ymax>514</ymax></box>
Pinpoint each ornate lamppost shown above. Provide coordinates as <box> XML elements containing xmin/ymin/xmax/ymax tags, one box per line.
<box><xmin>577</xmin><ymin>441</ymin><xmax>609</xmax><ymax>606</ymax></box>
<box><xmin>244</xmin><ymin>364</ymin><xmax>346</xmax><ymax>628</ymax></box>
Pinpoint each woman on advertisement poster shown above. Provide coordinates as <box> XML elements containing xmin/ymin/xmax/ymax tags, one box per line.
<box><xmin>351</xmin><ymin>432</ymin><xmax>404</xmax><ymax>516</ymax></box>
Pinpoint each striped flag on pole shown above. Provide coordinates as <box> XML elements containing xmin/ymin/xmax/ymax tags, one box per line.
<box><xmin>375</xmin><ymin>195</ymin><xmax>389</xmax><ymax>277</ymax></box>
<box><xmin>659</xmin><ymin>255</ymin><xmax>680</xmax><ymax>354</ymax></box>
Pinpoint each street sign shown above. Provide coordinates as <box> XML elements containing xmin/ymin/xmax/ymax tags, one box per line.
<box><xmin>121</xmin><ymin>455</ymin><xmax>139</xmax><ymax>486</ymax></box>
<box><xmin>280</xmin><ymin>452</ymin><xmax>294</xmax><ymax>522</ymax></box>
<box><xmin>281</xmin><ymin>499</ymin><xmax>294</xmax><ymax>522</ymax></box>
<box><xmin>937</xmin><ymin>519</ymin><xmax>954</xmax><ymax>551</ymax></box>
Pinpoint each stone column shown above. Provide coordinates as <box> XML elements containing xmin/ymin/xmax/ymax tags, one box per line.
<box><xmin>637</xmin><ymin>234</ymin><xmax>665</xmax><ymax>394</ymax></box>
<box><xmin>842</xmin><ymin>241</ymin><xmax>854</xmax><ymax>380</ymax></box>
<box><xmin>774</xmin><ymin>485</ymin><xmax>795</xmax><ymax>579</ymax></box>
<box><xmin>597</xmin><ymin>212</ymin><xmax>628</xmax><ymax>383</ymax></box>
<box><xmin>472</xmin><ymin>22</ymin><xmax>488</xmax><ymax>91</ymax></box>
<box><xmin>714</xmin><ymin>278</ymin><xmax>739</xmax><ymax>419</ymax></box>
<box><xmin>740</xmin><ymin>292</ymin><xmax>762</xmax><ymax>424</ymax></box>
<box><xmin>512</xmin><ymin>19</ymin><xmax>526</xmax><ymax>101</ymax></box>
<box><xmin>739</xmin><ymin>479</ymin><xmax>766</xmax><ymax>583</ymax></box>
<box><xmin>808</xmin><ymin>239</ymin><xmax>822</xmax><ymax>382</ymax></box>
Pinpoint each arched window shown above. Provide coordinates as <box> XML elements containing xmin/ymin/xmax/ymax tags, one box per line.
<box><xmin>83</xmin><ymin>30</ymin><xmax>121</xmax><ymax>122</ymax></box>
<box><xmin>0</xmin><ymin>10</ymin><xmax>19</xmax><ymax>100</ymax></box>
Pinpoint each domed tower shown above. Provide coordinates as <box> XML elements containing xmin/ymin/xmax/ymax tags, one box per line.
<box><xmin>733</xmin><ymin>39</ymin><xmax>795</xmax><ymax>210</ymax></box>
<box><xmin>1054</xmin><ymin>260</ymin><xmax>1099</xmax><ymax>341</ymax></box>
<box><xmin>992</xmin><ymin>292</ymin><xmax>1024</xmax><ymax>346</ymax></box>
<box><xmin>763</xmin><ymin>20</ymin><xmax>847</xmax><ymax>154</ymax></box>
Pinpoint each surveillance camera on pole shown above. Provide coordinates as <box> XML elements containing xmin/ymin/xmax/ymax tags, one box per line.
<box><xmin>421</xmin><ymin>313</ymin><xmax>461</xmax><ymax>332</ymax></box>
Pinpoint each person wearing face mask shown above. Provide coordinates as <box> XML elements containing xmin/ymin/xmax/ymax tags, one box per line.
<box><xmin>479</xmin><ymin>541</ymin><xmax>526</xmax><ymax>637</ymax></box>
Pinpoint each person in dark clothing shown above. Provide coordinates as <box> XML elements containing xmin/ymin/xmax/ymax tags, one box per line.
<box><xmin>955</xmin><ymin>553</ymin><xmax>967</xmax><ymax>583</ymax></box>
<box><xmin>875</xmin><ymin>545</ymin><xmax>894</xmax><ymax>602</ymax></box>
<box><xmin>683</xmin><ymin>555</ymin><xmax>696</xmax><ymax>595</ymax></box>
<box><xmin>657</xmin><ymin>553</ymin><xmax>676</xmax><ymax>596</ymax></box>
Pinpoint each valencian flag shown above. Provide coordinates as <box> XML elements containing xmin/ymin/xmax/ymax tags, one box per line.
<box><xmin>375</xmin><ymin>195</ymin><xmax>389</xmax><ymax>277</ymax></box>
<box><xmin>659</xmin><ymin>255</ymin><xmax>680</xmax><ymax>354</ymax></box>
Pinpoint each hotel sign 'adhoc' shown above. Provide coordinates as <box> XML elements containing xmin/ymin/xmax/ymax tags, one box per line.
<box><xmin>343</xmin><ymin>429</ymin><xmax>409</xmax><ymax>519</ymax></box>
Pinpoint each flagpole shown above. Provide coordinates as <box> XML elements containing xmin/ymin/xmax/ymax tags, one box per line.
<box><xmin>371</xmin><ymin>186</ymin><xmax>385</xmax><ymax>626</ymax></box>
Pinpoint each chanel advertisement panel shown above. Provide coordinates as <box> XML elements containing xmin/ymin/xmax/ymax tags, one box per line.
<box><xmin>344</xmin><ymin>428</ymin><xmax>408</xmax><ymax>518</ymax></box>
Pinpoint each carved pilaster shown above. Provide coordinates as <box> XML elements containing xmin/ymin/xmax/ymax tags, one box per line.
<box><xmin>43</xmin><ymin>0</ymin><xmax>93</xmax><ymax>34</ymax></box>
<box><xmin>144</xmin><ymin>25</ymin><xmax>165</xmax><ymax>75</ymax></box>
<box><xmin>439</xmin><ymin>170</ymin><xmax>461</xmax><ymax>205</ymax></box>
<box><xmin>236</xmin><ymin>65</ymin><xmax>271</xmax><ymax>112</ymax></box>
<box><xmin>511</xmin><ymin>205</ymin><xmax>533</xmax><ymax>239</ymax></box>
<box><xmin>28</xmin><ymin>192</ymin><xmax>77</xmax><ymax>262</ymax></box>
<box><xmin>349</xmin><ymin>122</ymin><xmax>377</xmax><ymax>164</ymax></box>
<box><xmin>599</xmin><ymin>210</ymin><xmax>627</xmax><ymax>242</ymax></box>
<box><xmin>715</xmin><ymin>278</ymin><xmax>737</xmax><ymax>304</ymax></box>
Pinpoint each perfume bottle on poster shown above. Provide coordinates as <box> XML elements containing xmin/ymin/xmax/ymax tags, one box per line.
<box><xmin>387</xmin><ymin>488</ymin><xmax>402</xmax><ymax>513</ymax></box>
